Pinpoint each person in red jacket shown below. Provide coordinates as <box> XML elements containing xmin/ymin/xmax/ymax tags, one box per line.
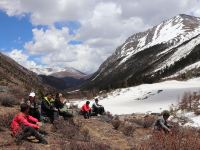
<box><xmin>81</xmin><ymin>101</ymin><xmax>91</xmax><ymax>119</ymax></box>
<box><xmin>10</xmin><ymin>103</ymin><xmax>47</xmax><ymax>145</ymax></box>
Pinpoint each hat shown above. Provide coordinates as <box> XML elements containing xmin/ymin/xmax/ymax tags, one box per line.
<box><xmin>29</xmin><ymin>92</ymin><xmax>35</xmax><ymax>97</ymax></box>
<box><xmin>162</xmin><ymin>110</ymin><xmax>170</xmax><ymax>117</ymax></box>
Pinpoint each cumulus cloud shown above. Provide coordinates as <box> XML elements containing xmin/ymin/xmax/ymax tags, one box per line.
<box><xmin>24</xmin><ymin>27</ymin><xmax>109</xmax><ymax>73</ymax></box>
<box><xmin>6</xmin><ymin>49</ymin><xmax>42</xmax><ymax>69</ymax></box>
<box><xmin>0</xmin><ymin>0</ymin><xmax>200</xmax><ymax>73</ymax></box>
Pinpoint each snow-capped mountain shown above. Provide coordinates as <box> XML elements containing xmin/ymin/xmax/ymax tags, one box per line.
<box><xmin>84</xmin><ymin>14</ymin><xmax>200</xmax><ymax>90</ymax></box>
<box><xmin>30</xmin><ymin>67</ymin><xmax>65</xmax><ymax>76</ymax></box>
<box><xmin>30</xmin><ymin>67</ymin><xmax>87</xmax><ymax>79</ymax></box>
<box><xmin>51</xmin><ymin>68</ymin><xmax>87</xmax><ymax>79</ymax></box>
<box><xmin>31</xmin><ymin>67</ymin><xmax>89</xmax><ymax>90</ymax></box>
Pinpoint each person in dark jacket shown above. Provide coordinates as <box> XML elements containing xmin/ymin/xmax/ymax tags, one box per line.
<box><xmin>26</xmin><ymin>92</ymin><xmax>41</xmax><ymax>121</ymax></box>
<box><xmin>154</xmin><ymin>110</ymin><xmax>172</xmax><ymax>133</ymax></box>
<box><xmin>10</xmin><ymin>103</ymin><xmax>47</xmax><ymax>145</ymax></box>
<box><xmin>80</xmin><ymin>101</ymin><xmax>91</xmax><ymax>119</ymax></box>
<box><xmin>92</xmin><ymin>98</ymin><xmax>105</xmax><ymax>116</ymax></box>
<box><xmin>54</xmin><ymin>93</ymin><xmax>73</xmax><ymax>120</ymax></box>
<box><xmin>41</xmin><ymin>93</ymin><xmax>58</xmax><ymax>123</ymax></box>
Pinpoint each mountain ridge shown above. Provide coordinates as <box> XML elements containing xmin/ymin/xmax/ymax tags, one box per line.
<box><xmin>83</xmin><ymin>14</ymin><xmax>200</xmax><ymax>90</ymax></box>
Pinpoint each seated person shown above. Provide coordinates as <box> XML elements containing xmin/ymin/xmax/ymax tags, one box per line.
<box><xmin>80</xmin><ymin>101</ymin><xmax>91</xmax><ymax>119</ymax></box>
<box><xmin>26</xmin><ymin>92</ymin><xmax>41</xmax><ymax>121</ymax></box>
<box><xmin>154</xmin><ymin>110</ymin><xmax>172</xmax><ymax>133</ymax></box>
<box><xmin>92</xmin><ymin>98</ymin><xmax>105</xmax><ymax>116</ymax></box>
<box><xmin>41</xmin><ymin>93</ymin><xmax>58</xmax><ymax>123</ymax></box>
<box><xmin>10</xmin><ymin>103</ymin><xmax>47</xmax><ymax>145</ymax></box>
<box><xmin>54</xmin><ymin>93</ymin><xmax>73</xmax><ymax>120</ymax></box>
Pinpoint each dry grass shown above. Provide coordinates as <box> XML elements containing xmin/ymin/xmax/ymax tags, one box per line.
<box><xmin>138</xmin><ymin>126</ymin><xmax>200</xmax><ymax>150</ymax></box>
<box><xmin>0</xmin><ymin>94</ymin><xmax>18</xmax><ymax>107</ymax></box>
<box><xmin>0</xmin><ymin>112</ymin><xmax>15</xmax><ymax>129</ymax></box>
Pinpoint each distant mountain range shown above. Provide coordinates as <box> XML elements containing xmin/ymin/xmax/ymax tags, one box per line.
<box><xmin>83</xmin><ymin>14</ymin><xmax>200</xmax><ymax>90</ymax></box>
<box><xmin>30</xmin><ymin>67</ymin><xmax>89</xmax><ymax>90</ymax></box>
<box><xmin>0</xmin><ymin>52</ymin><xmax>89</xmax><ymax>91</ymax></box>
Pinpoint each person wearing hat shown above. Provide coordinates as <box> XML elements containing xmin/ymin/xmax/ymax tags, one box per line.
<box><xmin>80</xmin><ymin>101</ymin><xmax>91</xmax><ymax>119</ymax></box>
<box><xmin>92</xmin><ymin>98</ymin><xmax>105</xmax><ymax>116</ymax></box>
<box><xmin>26</xmin><ymin>92</ymin><xmax>41</xmax><ymax>121</ymax></box>
<box><xmin>154</xmin><ymin>110</ymin><xmax>172</xmax><ymax>133</ymax></box>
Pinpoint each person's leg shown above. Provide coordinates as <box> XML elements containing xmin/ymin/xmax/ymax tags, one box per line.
<box><xmin>88</xmin><ymin>110</ymin><xmax>91</xmax><ymax>118</ymax></box>
<box><xmin>16</xmin><ymin>126</ymin><xmax>47</xmax><ymax>144</ymax></box>
<box><xmin>99</xmin><ymin>107</ymin><xmax>105</xmax><ymax>115</ymax></box>
<box><xmin>46</xmin><ymin>111</ymin><xmax>54</xmax><ymax>123</ymax></box>
<box><xmin>60</xmin><ymin>111</ymin><xmax>73</xmax><ymax>120</ymax></box>
<box><xmin>83</xmin><ymin>111</ymin><xmax>88</xmax><ymax>119</ymax></box>
<box><xmin>92</xmin><ymin>107</ymin><xmax>98</xmax><ymax>116</ymax></box>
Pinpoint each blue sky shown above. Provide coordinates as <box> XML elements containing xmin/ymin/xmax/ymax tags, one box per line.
<box><xmin>0</xmin><ymin>11</ymin><xmax>32</xmax><ymax>50</ymax></box>
<box><xmin>0</xmin><ymin>0</ymin><xmax>199</xmax><ymax>74</ymax></box>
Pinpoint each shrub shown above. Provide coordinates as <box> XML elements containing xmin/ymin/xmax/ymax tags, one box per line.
<box><xmin>178</xmin><ymin>91</ymin><xmax>200</xmax><ymax>112</ymax></box>
<box><xmin>0</xmin><ymin>95</ymin><xmax>18</xmax><ymax>107</ymax></box>
<box><xmin>111</xmin><ymin>119</ymin><xmax>121</xmax><ymax>130</ymax></box>
<box><xmin>138</xmin><ymin>126</ymin><xmax>200</xmax><ymax>150</ymax></box>
<box><xmin>69</xmin><ymin>141</ymin><xmax>111</xmax><ymax>150</ymax></box>
<box><xmin>122</xmin><ymin>124</ymin><xmax>135</xmax><ymax>136</ymax></box>
<box><xmin>0</xmin><ymin>113</ymin><xmax>15</xmax><ymax>128</ymax></box>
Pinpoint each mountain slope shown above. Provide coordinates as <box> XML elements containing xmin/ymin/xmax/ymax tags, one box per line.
<box><xmin>0</xmin><ymin>52</ymin><xmax>51</xmax><ymax>92</ymax></box>
<box><xmin>84</xmin><ymin>14</ymin><xmax>200</xmax><ymax>90</ymax></box>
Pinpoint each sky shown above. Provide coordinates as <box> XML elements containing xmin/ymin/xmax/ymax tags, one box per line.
<box><xmin>0</xmin><ymin>0</ymin><xmax>200</xmax><ymax>74</ymax></box>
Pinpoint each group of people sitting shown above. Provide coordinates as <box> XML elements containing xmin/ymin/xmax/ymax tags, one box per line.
<box><xmin>80</xmin><ymin>98</ymin><xmax>105</xmax><ymax>119</ymax></box>
<box><xmin>10</xmin><ymin>92</ymin><xmax>105</xmax><ymax>145</ymax></box>
<box><xmin>10</xmin><ymin>92</ymin><xmax>76</xmax><ymax>145</ymax></box>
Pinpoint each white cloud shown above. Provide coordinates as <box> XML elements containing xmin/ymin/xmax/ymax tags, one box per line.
<box><xmin>0</xmin><ymin>0</ymin><xmax>200</xmax><ymax>73</ymax></box>
<box><xmin>6</xmin><ymin>49</ymin><xmax>42</xmax><ymax>69</ymax></box>
<box><xmin>25</xmin><ymin>27</ymin><xmax>71</xmax><ymax>55</ymax></box>
<box><xmin>24</xmin><ymin>27</ymin><xmax>109</xmax><ymax>73</ymax></box>
<box><xmin>0</xmin><ymin>0</ymin><xmax>95</xmax><ymax>25</ymax></box>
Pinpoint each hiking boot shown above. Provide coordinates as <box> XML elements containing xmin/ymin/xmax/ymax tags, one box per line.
<box><xmin>40</xmin><ymin>139</ymin><xmax>48</xmax><ymax>145</ymax></box>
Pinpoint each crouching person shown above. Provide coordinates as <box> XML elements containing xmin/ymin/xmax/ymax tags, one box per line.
<box><xmin>92</xmin><ymin>98</ymin><xmax>105</xmax><ymax>116</ymax></box>
<box><xmin>154</xmin><ymin>110</ymin><xmax>172</xmax><ymax>134</ymax></box>
<box><xmin>80</xmin><ymin>101</ymin><xmax>91</xmax><ymax>119</ymax></box>
<box><xmin>10</xmin><ymin>103</ymin><xmax>48</xmax><ymax>145</ymax></box>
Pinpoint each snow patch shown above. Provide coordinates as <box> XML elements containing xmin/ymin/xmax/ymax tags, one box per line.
<box><xmin>75</xmin><ymin>78</ymin><xmax>200</xmax><ymax>115</ymax></box>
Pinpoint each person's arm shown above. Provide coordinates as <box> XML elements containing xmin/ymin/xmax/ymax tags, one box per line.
<box><xmin>28</xmin><ymin>115</ymin><xmax>38</xmax><ymax>123</ymax></box>
<box><xmin>93</xmin><ymin>102</ymin><xmax>101</xmax><ymax>108</ymax></box>
<box><xmin>159</xmin><ymin>119</ymin><xmax>170</xmax><ymax>131</ymax></box>
<box><xmin>19</xmin><ymin>116</ymin><xmax>39</xmax><ymax>129</ymax></box>
<box><xmin>83</xmin><ymin>105</ymin><xmax>91</xmax><ymax>112</ymax></box>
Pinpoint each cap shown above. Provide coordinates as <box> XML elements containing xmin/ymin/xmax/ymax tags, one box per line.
<box><xmin>29</xmin><ymin>92</ymin><xmax>35</xmax><ymax>97</ymax></box>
